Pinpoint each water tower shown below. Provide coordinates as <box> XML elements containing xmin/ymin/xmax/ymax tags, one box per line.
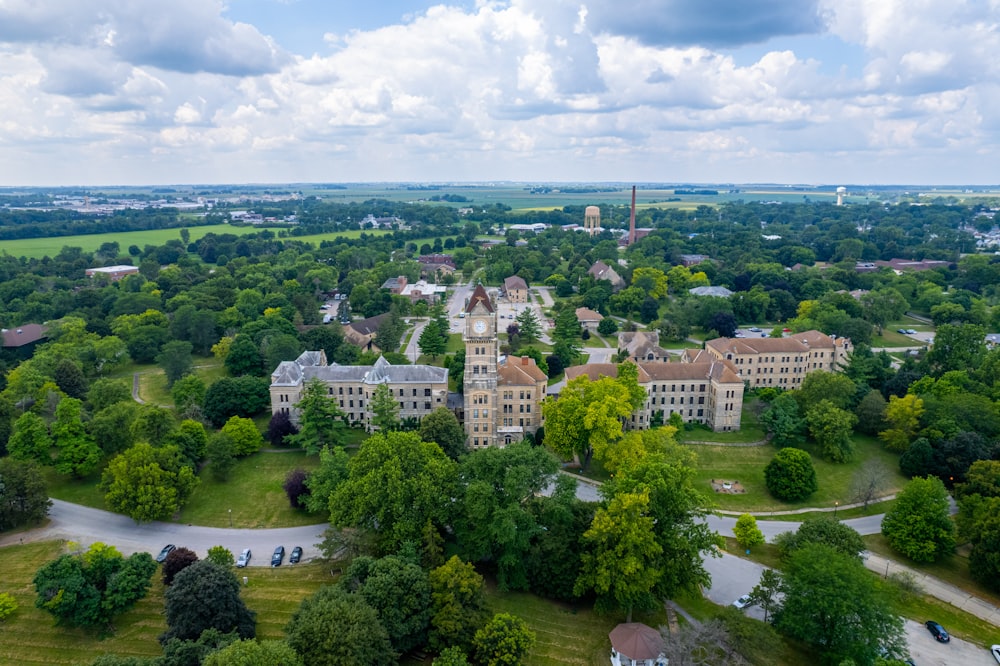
<box><xmin>584</xmin><ymin>205</ymin><xmax>600</xmax><ymax>236</ymax></box>
<box><xmin>836</xmin><ymin>186</ymin><xmax>847</xmax><ymax>206</ymax></box>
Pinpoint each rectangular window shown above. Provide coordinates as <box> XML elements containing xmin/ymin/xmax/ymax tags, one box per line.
<box><xmin>349</xmin><ymin>400</ymin><xmax>354</xmax><ymax>408</ymax></box>
<box><xmin>412</xmin><ymin>389</ymin><xmax>417</xmax><ymax>396</ymax></box>
<box><xmin>349</xmin><ymin>387</ymin><xmax>353</xmax><ymax>395</ymax></box>
<box><xmin>483</xmin><ymin>410</ymin><xmax>488</xmax><ymax>419</ymax></box>
<box><xmin>425</xmin><ymin>388</ymin><xmax>431</xmax><ymax>396</ymax></box>
<box><xmin>424</xmin><ymin>401</ymin><xmax>431</xmax><ymax>410</ymax></box>
<box><xmin>339</xmin><ymin>387</ymin><xmax>343</xmax><ymax>395</ymax></box>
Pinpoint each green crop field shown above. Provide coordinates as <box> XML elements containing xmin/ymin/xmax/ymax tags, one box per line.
<box><xmin>0</xmin><ymin>224</ymin><xmax>283</xmax><ymax>259</ymax></box>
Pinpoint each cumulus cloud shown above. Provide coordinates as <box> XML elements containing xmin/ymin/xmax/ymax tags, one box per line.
<box><xmin>0</xmin><ymin>0</ymin><xmax>997</xmax><ymax>184</ymax></box>
<box><xmin>569</xmin><ymin>0</ymin><xmax>828</xmax><ymax>48</ymax></box>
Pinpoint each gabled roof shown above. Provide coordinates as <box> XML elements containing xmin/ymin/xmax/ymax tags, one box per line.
<box><xmin>348</xmin><ymin>313</ymin><xmax>390</xmax><ymax>337</ymax></box>
<box><xmin>705</xmin><ymin>330</ymin><xmax>846</xmax><ymax>355</ymax></box>
<box><xmin>466</xmin><ymin>283</ymin><xmax>494</xmax><ymax>313</ymax></box>
<box><xmin>565</xmin><ymin>358</ymin><xmax>742</xmax><ymax>385</ymax></box>
<box><xmin>575</xmin><ymin>307</ymin><xmax>602</xmax><ymax>322</ymax></box>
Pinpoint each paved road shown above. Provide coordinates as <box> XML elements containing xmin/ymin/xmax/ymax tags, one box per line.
<box><xmin>707</xmin><ymin>512</ymin><xmax>885</xmax><ymax>541</ymax></box>
<box><xmin>703</xmin><ymin>550</ymin><xmax>993</xmax><ymax>663</ymax></box>
<box><xmin>0</xmin><ymin>500</ymin><xmax>327</xmax><ymax>568</ymax></box>
<box><xmin>403</xmin><ymin>317</ymin><xmax>429</xmax><ymax>362</ymax></box>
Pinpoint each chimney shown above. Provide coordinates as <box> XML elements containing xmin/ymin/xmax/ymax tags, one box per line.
<box><xmin>522</xmin><ymin>356</ymin><xmax>528</xmax><ymax>366</ymax></box>
<box><xmin>628</xmin><ymin>185</ymin><xmax>637</xmax><ymax>245</ymax></box>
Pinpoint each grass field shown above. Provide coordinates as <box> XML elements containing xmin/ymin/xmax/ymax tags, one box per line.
<box><xmin>45</xmin><ymin>450</ymin><xmax>327</xmax><ymax>528</ymax></box>
<box><xmin>136</xmin><ymin>358</ymin><xmax>228</xmax><ymax>407</ymax></box>
<box><xmin>0</xmin><ymin>539</ymin><xmax>657</xmax><ymax>666</ymax></box>
<box><xmin>690</xmin><ymin>434</ymin><xmax>907</xmax><ymax>512</ymax></box>
<box><xmin>176</xmin><ymin>450</ymin><xmax>326</xmax><ymax>528</ymax></box>
<box><xmin>0</xmin><ymin>224</ymin><xmax>287</xmax><ymax>259</ymax></box>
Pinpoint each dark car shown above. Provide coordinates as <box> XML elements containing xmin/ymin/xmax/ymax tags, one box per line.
<box><xmin>271</xmin><ymin>546</ymin><xmax>285</xmax><ymax>567</ymax></box>
<box><xmin>155</xmin><ymin>544</ymin><xmax>176</xmax><ymax>563</ymax></box>
<box><xmin>236</xmin><ymin>548</ymin><xmax>251</xmax><ymax>568</ymax></box>
<box><xmin>925</xmin><ymin>620</ymin><xmax>950</xmax><ymax>643</ymax></box>
<box><xmin>289</xmin><ymin>546</ymin><xmax>303</xmax><ymax>564</ymax></box>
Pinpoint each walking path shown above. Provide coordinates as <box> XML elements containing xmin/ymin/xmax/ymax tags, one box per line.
<box><xmin>864</xmin><ymin>551</ymin><xmax>1000</xmax><ymax>627</ymax></box>
<box><xmin>716</xmin><ymin>494</ymin><xmax>897</xmax><ymax>517</ymax></box>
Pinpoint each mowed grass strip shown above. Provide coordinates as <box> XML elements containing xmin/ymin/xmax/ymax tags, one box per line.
<box><xmin>237</xmin><ymin>563</ymin><xmax>331</xmax><ymax>641</ymax></box>
<box><xmin>691</xmin><ymin>434</ymin><xmax>907</xmax><ymax>512</ymax></box>
<box><xmin>177</xmin><ymin>451</ymin><xmax>326</xmax><ymax>528</ymax></box>
<box><xmin>136</xmin><ymin>358</ymin><xmax>228</xmax><ymax>407</ymax></box>
<box><xmin>485</xmin><ymin>585</ymin><xmax>647</xmax><ymax>666</ymax></box>
<box><xmin>0</xmin><ymin>541</ymin><xmax>165</xmax><ymax>665</ymax></box>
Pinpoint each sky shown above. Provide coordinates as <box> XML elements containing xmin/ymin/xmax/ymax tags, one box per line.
<box><xmin>0</xmin><ymin>0</ymin><xmax>998</xmax><ymax>187</ymax></box>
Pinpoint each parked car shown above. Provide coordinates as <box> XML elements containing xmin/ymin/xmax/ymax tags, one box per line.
<box><xmin>271</xmin><ymin>546</ymin><xmax>285</xmax><ymax>567</ymax></box>
<box><xmin>905</xmin><ymin>329</ymin><xmax>917</xmax><ymax>334</ymax></box>
<box><xmin>236</xmin><ymin>548</ymin><xmax>251</xmax><ymax>568</ymax></box>
<box><xmin>749</xmin><ymin>327</ymin><xmax>762</xmax><ymax>332</ymax></box>
<box><xmin>925</xmin><ymin>620</ymin><xmax>950</xmax><ymax>643</ymax></box>
<box><xmin>897</xmin><ymin>328</ymin><xmax>908</xmax><ymax>334</ymax></box>
<box><xmin>155</xmin><ymin>544</ymin><xmax>176</xmax><ymax>563</ymax></box>
<box><xmin>732</xmin><ymin>594</ymin><xmax>753</xmax><ymax>610</ymax></box>
<box><xmin>991</xmin><ymin>644</ymin><xmax>1000</xmax><ymax>664</ymax></box>
<box><xmin>289</xmin><ymin>546</ymin><xmax>302</xmax><ymax>564</ymax></box>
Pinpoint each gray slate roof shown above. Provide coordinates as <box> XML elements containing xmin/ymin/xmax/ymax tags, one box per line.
<box><xmin>271</xmin><ymin>352</ymin><xmax>447</xmax><ymax>387</ymax></box>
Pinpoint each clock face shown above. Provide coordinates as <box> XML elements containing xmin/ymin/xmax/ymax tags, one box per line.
<box><xmin>474</xmin><ymin>319</ymin><xmax>486</xmax><ymax>334</ymax></box>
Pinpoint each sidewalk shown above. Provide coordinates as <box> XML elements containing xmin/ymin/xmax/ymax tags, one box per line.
<box><xmin>716</xmin><ymin>494</ymin><xmax>897</xmax><ymax>517</ymax></box>
<box><xmin>864</xmin><ymin>552</ymin><xmax>1000</xmax><ymax>627</ymax></box>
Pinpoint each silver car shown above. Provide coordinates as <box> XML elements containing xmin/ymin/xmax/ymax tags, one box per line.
<box><xmin>236</xmin><ymin>548</ymin><xmax>251</xmax><ymax>568</ymax></box>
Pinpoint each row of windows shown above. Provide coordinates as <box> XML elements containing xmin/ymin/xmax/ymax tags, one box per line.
<box><xmin>471</xmin><ymin>409</ymin><xmax>489</xmax><ymax>419</ymax></box>
<box><xmin>650</xmin><ymin>383</ymin><xmax>706</xmax><ymax>393</ymax></box>
<box><xmin>502</xmin><ymin>404</ymin><xmax>533</xmax><ymax>413</ymax></box>
<box><xmin>649</xmin><ymin>396</ymin><xmax>705</xmax><ymax>406</ymax></box>
<box><xmin>326</xmin><ymin>386</ymin><xmax>435</xmax><ymax>397</ymax></box>
<box><xmin>501</xmin><ymin>417</ymin><xmax>532</xmax><ymax>427</ymax></box>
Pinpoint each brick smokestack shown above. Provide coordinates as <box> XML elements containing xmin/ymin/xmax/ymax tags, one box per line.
<box><xmin>628</xmin><ymin>185</ymin><xmax>637</xmax><ymax>245</ymax></box>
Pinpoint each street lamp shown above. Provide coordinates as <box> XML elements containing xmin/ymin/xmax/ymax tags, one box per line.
<box><xmin>834</xmin><ymin>501</ymin><xmax>839</xmax><ymax>520</ymax></box>
<box><xmin>228</xmin><ymin>509</ymin><xmax>233</xmax><ymax>528</ymax></box>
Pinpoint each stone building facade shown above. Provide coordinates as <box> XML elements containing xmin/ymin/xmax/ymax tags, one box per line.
<box><xmin>270</xmin><ymin>351</ymin><xmax>448</xmax><ymax>429</ymax></box>
<box><xmin>702</xmin><ymin>330</ymin><xmax>851</xmax><ymax>389</ymax></box>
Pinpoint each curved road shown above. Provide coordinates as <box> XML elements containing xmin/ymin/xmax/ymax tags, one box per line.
<box><xmin>2</xmin><ymin>488</ymin><xmax>888</xmax><ymax>568</ymax></box>
<box><xmin>1</xmin><ymin>499</ymin><xmax>327</xmax><ymax>567</ymax></box>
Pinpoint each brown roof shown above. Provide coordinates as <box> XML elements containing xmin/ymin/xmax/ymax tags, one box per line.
<box><xmin>575</xmin><ymin>307</ymin><xmax>602</xmax><ymax>322</ymax></box>
<box><xmin>498</xmin><ymin>355</ymin><xmax>547</xmax><ymax>385</ymax></box>
<box><xmin>565</xmin><ymin>358</ymin><xmax>742</xmax><ymax>385</ymax></box>
<box><xmin>1</xmin><ymin>324</ymin><xmax>47</xmax><ymax>347</ymax></box>
<box><xmin>705</xmin><ymin>329</ymin><xmax>846</xmax><ymax>356</ymax></box>
<box><xmin>503</xmin><ymin>275</ymin><xmax>528</xmax><ymax>291</ymax></box>
<box><xmin>348</xmin><ymin>313</ymin><xmax>390</xmax><ymax>337</ymax></box>
<box><xmin>609</xmin><ymin>623</ymin><xmax>664</xmax><ymax>661</ymax></box>
<box><xmin>466</xmin><ymin>283</ymin><xmax>494</xmax><ymax>314</ymax></box>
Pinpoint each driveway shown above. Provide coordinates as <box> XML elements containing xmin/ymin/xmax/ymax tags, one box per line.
<box><xmin>2</xmin><ymin>500</ymin><xmax>327</xmax><ymax>568</ymax></box>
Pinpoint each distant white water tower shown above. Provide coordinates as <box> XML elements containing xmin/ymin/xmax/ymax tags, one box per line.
<box><xmin>836</xmin><ymin>186</ymin><xmax>847</xmax><ymax>206</ymax></box>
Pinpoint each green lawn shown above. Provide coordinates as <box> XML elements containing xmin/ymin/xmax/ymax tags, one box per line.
<box><xmin>863</xmin><ymin>534</ymin><xmax>1000</xmax><ymax>608</ymax></box>
<box><xmin>485</xmin><ymin>584</ymin><xmax>664</xmax><ymax>666</ymax></box>
<box><xmin>0</xmin><ymin>540</ymin><xmax>330</xmax><ymax>665</ymax></box>
<box><xmin>690</xmin><ymin>434</ymin><xmax>907</xmax><ymax>512</ymax></box>
<box><xmin>177</xmin><ymin>451</ymin><xmax>327</xmax><ymax>528</ymax></box>
<box><xmin>678</xmin><ymin>401</ymin><xmax>767</xmax><ymax>444</ymax></box>
<box><xmin>136</xmin><ymin>357</ymin><xmax>227</xmax><ymax>407</ymax></box>
<box><xmin>45</xmin><ymin>450</ymin><xmax>329</xmax><ymax>528</ymax></box>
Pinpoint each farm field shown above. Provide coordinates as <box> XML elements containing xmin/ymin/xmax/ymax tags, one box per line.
<box><xmin>0</xmin><ymin>224</ymin><xmax>284</xmax><ymax>259</ymax></box>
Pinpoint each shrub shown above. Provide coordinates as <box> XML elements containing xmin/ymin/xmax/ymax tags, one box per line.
<box><xmin>764</xmin><ymin>447</ymin><xmax>818</xmax><ymax>501</ymax></box>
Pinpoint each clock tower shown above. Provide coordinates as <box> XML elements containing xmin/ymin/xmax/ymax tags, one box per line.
<box><xmin>463</xmin><ymin>283</ymin><xmax>498</xmax><ymax>448</ymax></box>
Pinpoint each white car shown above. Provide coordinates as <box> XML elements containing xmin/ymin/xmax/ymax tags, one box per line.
<box><xmin>732</xmin><ymin>594</ymin><xmax>753</xmax><ymax>610</ymax></box>
<box><xmin>991</xmin><ymin>644</ymin><xmax>1000</xmax><ymax>664</ymax></box>
<box><xmin>236</xmin><ymin>548</ymin><xmax>251</xmax><ymax>568</ymax></box>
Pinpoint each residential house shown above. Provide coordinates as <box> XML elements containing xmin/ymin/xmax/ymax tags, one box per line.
<box><xmin>343</xmin><ymin>313</ymin><xmax>389</xmax><ymax>352</ymax></box>
<box><xmin>575</xmin><ymin>307</ymin><xmax>603</xmax><ymax>332</ymax></box>
<box><xmin>588</xmin><ymin>261</ymin><xmax>626</xmax><ymax>292</ymax></box>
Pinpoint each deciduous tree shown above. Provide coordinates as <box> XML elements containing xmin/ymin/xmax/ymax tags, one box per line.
<box><xmin>473</xmin><ymin>612</ymin><xmax>536</xmax><ymax>666</ymax></box>
<box><xmin>162</xmin><ymin>560</ymin><xmax>256</xmax><ymax>643</ymax></box>
<box><xmin>100</xmin><ymin>443</ymin><xmax>198</xmax><ymax>523</ymax></box>
<box><xmin>285</xmin><ymin>586</ymin><xmax>393</xmax><ymax>666</ymax></box>
<box><xmin>764</xmin><ymin>448</ymin><xmax>818</xmax><ymax>501</ymax></box>
<box><xmin>157</xmin><ymin>340</ymin><xmax>194</xmax><ymax>387</ymax></box>
<box><xmin>419</xmin><ymin>407</ymin><xmax>466</xmax><ymax>460</ymax></box>
<box><xmin>0</xmin><ymin>457</ymin><xmax>51</xmax><ymax>530</ymax></box>
<box><xmin>304</xmin><ymin>446</ymin><xmax>350</xmax><ymax>513</ymax></box>
<box><xmin>805</xmin><ymin>400</ymin><xmax>857</xmax><ymax>463</ymax></box>
<box><xmin>206</xmin><ymin>546</ymin><xmax>235</xmax><ymax>569</ymax></box>
<box><xmin>330</xmin><ymin>431</ymin><xmax>458</xmax><ymax>552</ymax></box>
<box><xmin>7</xmin><ymin>412</ymin><xmax>52</xmax><ymax>464</ymax></box>
<box><xmin>289</xmin><ymin>378</ymin><xmax>347</xmax><ymax>454</ymax></box>
<box><xmin>340</xmin><ymin>555</ymin><xmax>431</xmax><ymax>654</ymax></box>
<box><xmin>774</xmin><ymin>544</ymin><xmax>905</xmax><ymax>665</ymax></box>
<box><xmin>163</xmin><ymin>547</ymin><xmax>199</xmax><ymax>586</ymax></box>
<box><xmin>734</xmin><ymin>513</ymin><xmax>765</xmax><ymax>551</ymax></box>
<box><xmin>879</xmin><ymin>394</ymin><xmax>924</xmax><ymax>453</ymax></box>
<box><xmin>881</xmin><ymin>476</ymin><xmax>956</xmax><ymax>563</ymax></box>
<box><xmin>574</xmin><ymin>489</ymin><xmax>662</xmax><ymax>621</ymax></box>
<box><xmin>220</xmin><ymin>416</ymin><xmax>264</xmax><ymax>456</ymax></box>
<box><xmin>53</xmin><ymin>398</ymin><xmax>101</xmax><ymax>478</ymax></box>
<box><xmin>202</xmin><ymin>639</ymin><xmax>303</xmax><ymax>666</ymax></box>
<box><xmin>759</xmin><ymin>392</ymin><xmax>804</xmax><ymax>448</ymax></box>
<box><xmin>34</xmin><ymin>543</ymin><xmax>157</xmax><ymax>629</ymax></box>
<box><xmin>428</xmin><ymin>556</ymin><xmax>489</xmax><ymax>653</ymax></box>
